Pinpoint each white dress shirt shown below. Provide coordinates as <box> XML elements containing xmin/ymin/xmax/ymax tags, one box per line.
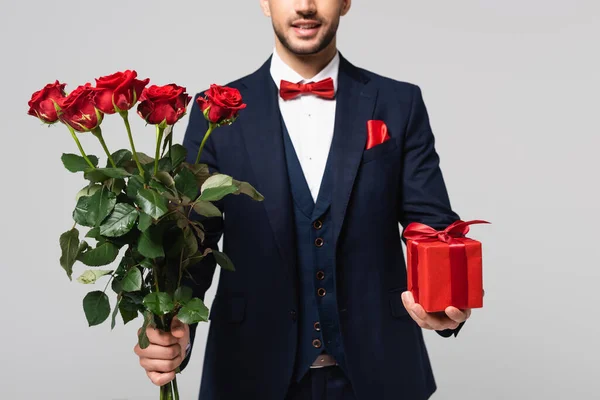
<box><xmin>269</xmin><ymin>49</ymin><xmax>340</xmax><ymax>203</ymax></box>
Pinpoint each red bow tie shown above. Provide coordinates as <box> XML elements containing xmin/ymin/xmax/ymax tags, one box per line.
<box><xmin>279</xmin><ymin>77</ymin><xmax>335</xmax><ymax>100</ymax></box>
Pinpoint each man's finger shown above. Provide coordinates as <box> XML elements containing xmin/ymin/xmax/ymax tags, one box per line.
<box><xmin>147</xmin><ymin>370</ymin><xmax>175</xmax><ymax>387</ymax></box>
<box><xmin>140</xmin><ymin>354</ymin><xmax>183</xmax><ymax>373</ymax></box>
<box><xmin>134</xmin><ymin>343</ymin><xmax>181</xmax><ymax>360</ymax></box>
<box><xmin>402</xmin><ymin>291</ymin><xmax>433</xmax><ymax>330</ymax></box>
<box><xmin>445</xmin><ymin>306</ymin><xmax>470</xmax><ymax>323</ymax></box>
<box><xmin>171</xmin><ymin>317</ymin><xmax>187</xmax><ymax>339</ymax></box>
<box><xmin>146</xmin><ymin>327</ymin><xmax>179</xmax><ymax>346</ymax></box>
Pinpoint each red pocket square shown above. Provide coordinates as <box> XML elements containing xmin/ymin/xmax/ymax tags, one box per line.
<box><xmin>366</xmin><ymin>120</ymin><xmax>390</xmax><ymax>150</ymax></box>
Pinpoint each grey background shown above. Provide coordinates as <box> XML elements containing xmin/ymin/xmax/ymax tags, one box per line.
<box><xmin>1</xmin><ymin>0</ymin><xmax>598</xmax><ymax>399</ymax></box>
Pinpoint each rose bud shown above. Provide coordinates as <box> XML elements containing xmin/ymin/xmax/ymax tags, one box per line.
<box><xmin>27</xmin><ymin>80</ymin><xmax>67</xmax><ymax>124</ymax></box>
<box><xmin>57</xmin><ymin>83</ymin><xmax>104</xmax><ymax>132</ymax></box>
<box><xmin>197</xmin><ymin>84</ymin><xmax>246</xmax><ymax>125</ymax></box>
<box><xmin>93</xmin><ymin>70</ymin><xmax>150</xmax><ymax>114</ymax></box>
<box><xmin>137</xmin><ymin>84</ymin><xmax>192</xmax><ymax>126</ymax></box>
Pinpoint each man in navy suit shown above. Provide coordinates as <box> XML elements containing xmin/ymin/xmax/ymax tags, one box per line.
<box><xmin>134</xmin><ymin>0</ymin><xmax>473</xmax><ymax>399</ymax></box>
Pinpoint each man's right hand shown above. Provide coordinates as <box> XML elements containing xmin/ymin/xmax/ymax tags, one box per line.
<box><xmin>133</xmin><ymin>316</ymin><xmax>190</xmax><ymax>386</ymax></box>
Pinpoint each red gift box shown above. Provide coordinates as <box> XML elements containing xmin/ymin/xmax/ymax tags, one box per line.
<box><xmin>403</xmin><ymin>220</ymin><xmax>489</xmax><ymax>312</ymax></box>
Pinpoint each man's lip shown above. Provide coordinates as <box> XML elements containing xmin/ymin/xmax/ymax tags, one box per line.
<box><xmin>291</xmin><ymin>20</ymin><xmax>322</xmax><ymax>28</ymax></box>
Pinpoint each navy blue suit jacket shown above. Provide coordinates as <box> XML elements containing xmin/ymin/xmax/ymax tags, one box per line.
<box><xmin>181</xmin><ymin>53</ymin><xmax>464</xmax><ymax>400</ymax></box>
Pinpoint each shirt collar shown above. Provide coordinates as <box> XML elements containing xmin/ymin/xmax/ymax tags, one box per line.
<box><xmin>269</xmin><ymin>47</ymin><xmax>340</xmax><ymax>94</ymax></box>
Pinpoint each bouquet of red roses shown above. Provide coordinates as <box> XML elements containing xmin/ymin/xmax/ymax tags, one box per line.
<box><xmin>27</xmin><ymin>70</ymin><xmax>261</xmax><ymax>400</ymax></box>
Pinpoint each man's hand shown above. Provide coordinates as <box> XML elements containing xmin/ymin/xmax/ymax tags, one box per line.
<box><xmin>401</xmin><ymin>290</ymin><xmax>473</xmax><ymax>331</ymax></box>
<box><xmin>134</xmin><ymin>316</ymin><xmax>190</xmax><ymax>386</ymax></box>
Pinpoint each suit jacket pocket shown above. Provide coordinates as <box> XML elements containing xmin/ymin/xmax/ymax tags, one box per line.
<box><xmin>388</xmin><ymin>287</ymin><xmax>409</xmax><ymax>318</ymax></box>
<box><xmin>362</xmin><ymin>138</ymin><xmax>398</xmax><ymax>164</ymax></box>
<box><xmin>209</xmin><ymin>295</ymin><xmax>246</xmax><ymax>323</ymax></box>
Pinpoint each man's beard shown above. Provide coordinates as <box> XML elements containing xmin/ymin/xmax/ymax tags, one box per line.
<box><xmin>273</xmin><ymin>19</ymin><xmax>339</xmax><ymax>55</ymax></box>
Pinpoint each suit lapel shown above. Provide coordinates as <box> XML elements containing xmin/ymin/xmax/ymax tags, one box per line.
<box><xmin>330</xmin><ymin>55</ymin><xmax>378</xmax><ymax>250</ymax></box>
<box><xmin>238</xmin><ymin>58</ymin><xmax>297</xmax><ymax>280</ymax></box>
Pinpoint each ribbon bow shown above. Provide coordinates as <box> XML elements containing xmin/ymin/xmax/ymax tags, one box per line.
<box><xmin>279</xmin><ymin>77</ymin><xmax>335</xmax><ymax>101</ymax></box>
<box><xmin>403</xmin><ymin>220</ymin><xmax>490</xmax><ymax>244</ymax></box>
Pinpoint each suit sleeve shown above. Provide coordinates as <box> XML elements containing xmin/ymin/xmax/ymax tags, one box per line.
<box><xmin>398</xmin><ymin>84</ymin><xmax>465</xmax><ymax>338</ymax></box>
<box><xmin>179</xmin><ymin>93</ymin><xmax>225</xmax><ymax>371</ymax></box>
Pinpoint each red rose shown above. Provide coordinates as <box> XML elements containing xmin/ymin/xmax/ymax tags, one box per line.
<box><xmin>94</xmin><ymin>70</ymin><xmax>149</xmax><ymax>114</ymax></box>
<box><xmin>57</xmin><ymin>83</ymin><xmax>104</xmax><ymax>132</ymax></box>
<box><xmin>137</xmin><ymin>84</ymin><xmax>192</xmax><ymax>125</ymax></box>
<box><xmin>27</xmin><ymin>80</ymin><xmax>67</xmax><ymax>123</ymax></box>
<box><xmin>197</xmin><ymin>84</ymin><xmax>246</xmax><ymax>124</ymax></box>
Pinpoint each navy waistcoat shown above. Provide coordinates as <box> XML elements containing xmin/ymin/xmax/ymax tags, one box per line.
<box><xmin>280</xmin><ymin>117</ymin><xmax>348</xmax><ymax>382</ymax></box>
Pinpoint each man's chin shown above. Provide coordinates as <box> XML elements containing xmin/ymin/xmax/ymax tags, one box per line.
<box><xmin>284</xmin><ymin>41</ymin><xmax>327</xmax><ymax>56</ymax></box>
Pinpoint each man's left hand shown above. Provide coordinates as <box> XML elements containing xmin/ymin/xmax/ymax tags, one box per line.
<box><xmin>401</xmin><ymin>290</ymin><xmax>471</xmax><ymax>331</ymax></box>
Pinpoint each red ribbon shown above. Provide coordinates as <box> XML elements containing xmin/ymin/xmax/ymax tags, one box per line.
<box><xmin>403</xmin><ymin>220</ymin><xmax>489</xmax><ymax>307</ymax></box>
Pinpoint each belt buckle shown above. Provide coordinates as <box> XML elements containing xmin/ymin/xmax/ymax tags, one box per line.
<box><xmin>310</xmin><ymin>354</ymin><xmax>337</xmax><ymax>369</ymax></box>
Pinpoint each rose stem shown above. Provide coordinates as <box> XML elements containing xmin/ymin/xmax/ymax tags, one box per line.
<box><xmin>66</xmin><ymin>125</ymin><xmax>96</xmax><ymax>169</ymax></box>
<box><xmin>119</xmin><ymin>110</ymin><xmax>144</xmax><ymax>178</ymax></box>
<box><xmin>91</xmin><ymin>127</ymin><xmax>116</xmax><ymax>167</ymax></box>
<box><xmin>172</xmin><ymin>376</ymin><xmax>180</xmax><ymax>400</ymax></box>
<box><xmin>154</xmin><ymin>125</ymin><xmax>165</xmax><ymax>175</ymax></box>
<box><xmin>195</xmin><ymin>123</ymin><xmax>216</xmax><ymax>164</ymax></box>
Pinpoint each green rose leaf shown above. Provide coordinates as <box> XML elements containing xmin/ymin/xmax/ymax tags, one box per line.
<box><xmin>158</xmin><ymin>157</ymin><xmax>173</xmax><ymax>173</ymax></box>
<box><xmin>110</xmin><ymin>149</ymin><xmax>132</xmax><ymax>167</ymax></box>
<box><xmin>111</xmin><ymin>277</ymin><xmax>123</xmax><ymax>294</ymax></box>
<box><xmin>137</xmin><ymin>225</ymin><xmax>164</xmax><ymax>259</ymax></box>
<box><xmin>77</xmin><ymin>242</ymin><xmax>119</xmax><ymax>266</ymax></box>
<box><xmin>138</xmin><ymin>312</ymin><xmax>152</xmax><ymax>349</ymax></box>
<box><xmin>62</xmin><ymin>153</ymin><xmax>99</xmax><ymax>173</ymax></box>
<box><xmin>198</xmin><ymin>174</ymin><xmax>238</xmax><ymax>202</ymax></box>
<box><xmin>181</xmin><ymin>251</ymin><xmax>206</xmax><ymax>269</ymax></box>
<box><xmin>121</xmin><ymin>267</ymin><xmax>142</xmax><ymax>292</ymax></box>
<box><xmin>154</xmin><ymin>172</ymin><xmax>176</xmax><ymax>191</ymax></box>
<box><xmin>72</xmin><ymin>196</ymin><xmax>93</xmax><ymax>227</ymax></box>
<box><xmin>85</xmin><ymin>227</ymin><xmax>101</xmax><ymax>239</ymax></box>
<box><xmin>213</xmin><ymin>250</ymin><xmax>235</xmax><ymax>272</ymax></box>
<box><xmin>185</xmin><ymin>228</ymin><xmax>199</xmax><ymax>257</ymax></box>
<box><xmin>136</xmin><ymin>188</ymin><xmax>168</xmax><ymax>220</ymax></box>
<box><xmin>136</xmin><ymin>152</ymin><xmax>155</xmax><ymax>165</ymax></box>
<box><xmin>119</xmin><ymin>295</ymin><xmax>139</xmax><ymax>325</ymax></box>
<box><xmin>83</xmin><ymin>291</ymin><xmax>111</xmax><ymax>327</ymax></box>
<box><xmin>59</xmin><ymin>228</ymin><xmax>80</xmax><ymax>281</ymax></box>
<box><xmin>143</xmin><ymin>292</ymin><xmax>174</xmax><ymax>315</ymax></box>
<box><xmin>127</xmin><ymin>175</ymin><xmax>145</xmax><ymax>200</ymax></box>
<box><xmin>175</xmin><ymin>168</ymin><xmax>198</xmax><ymax>200</ymax></box>
<box><xmin>106</xmin><ymin>178</ymin><xmax>126</xmax><ymax>195</ymax></box>
<box><xmin>177</xmin><ymin>298</ymin><xmax>209</xmax><ymax>324</ymax></box>
<box><xmin>192</xmin><ymin>201</ymin><xmax>222</xmax><ymax>218</ymax></box>
<box><xmin>137</xmin><ymin>212</ymin><xmax>153</xmax><ymax>232</ymax></box>
<box><xmin>84</xmin><ymin>167</ymin><xmax>132</xmax><ymax>183</ymax></box>
<box><xmin>233</xmin><ymin>179</ymin><xmax>265</xmax><ymax>201</ymax></box>
<box><xmin>169</xmin><ymin>144</ymin><xmax>187</xmax><ymax>169</ymax></box>
<box><xmin>149</xmin><ymin>179</ymin><xmax>169</xmax><ymax>195</ymax></box>
<box><xmin>74</xmin><ymin>186</ymin><xmax>117</xmax><ymax>227</ymax></box>
<box><xmin>75</xmin><ymin>184</ymin><xmax>102</xmax><ymax>201</ymax></box>
<box><xmin>99</xmin><ymin>203</ymin><xmax>139</xmax><ymax>237</ymax></box>
<box><xmin>174</xmin><ymin>286</ymin><xmax>193</xmax><ymax>305</ymax></box>
<box><xmin>185</xmin><ymin>163</ymin><xmax>211</xmax><ymax>188</ymax></box>
<box><xmin>76</xmin><ymin>269</ymin><xmax>112</xmax><ymax>284</ymax></box>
